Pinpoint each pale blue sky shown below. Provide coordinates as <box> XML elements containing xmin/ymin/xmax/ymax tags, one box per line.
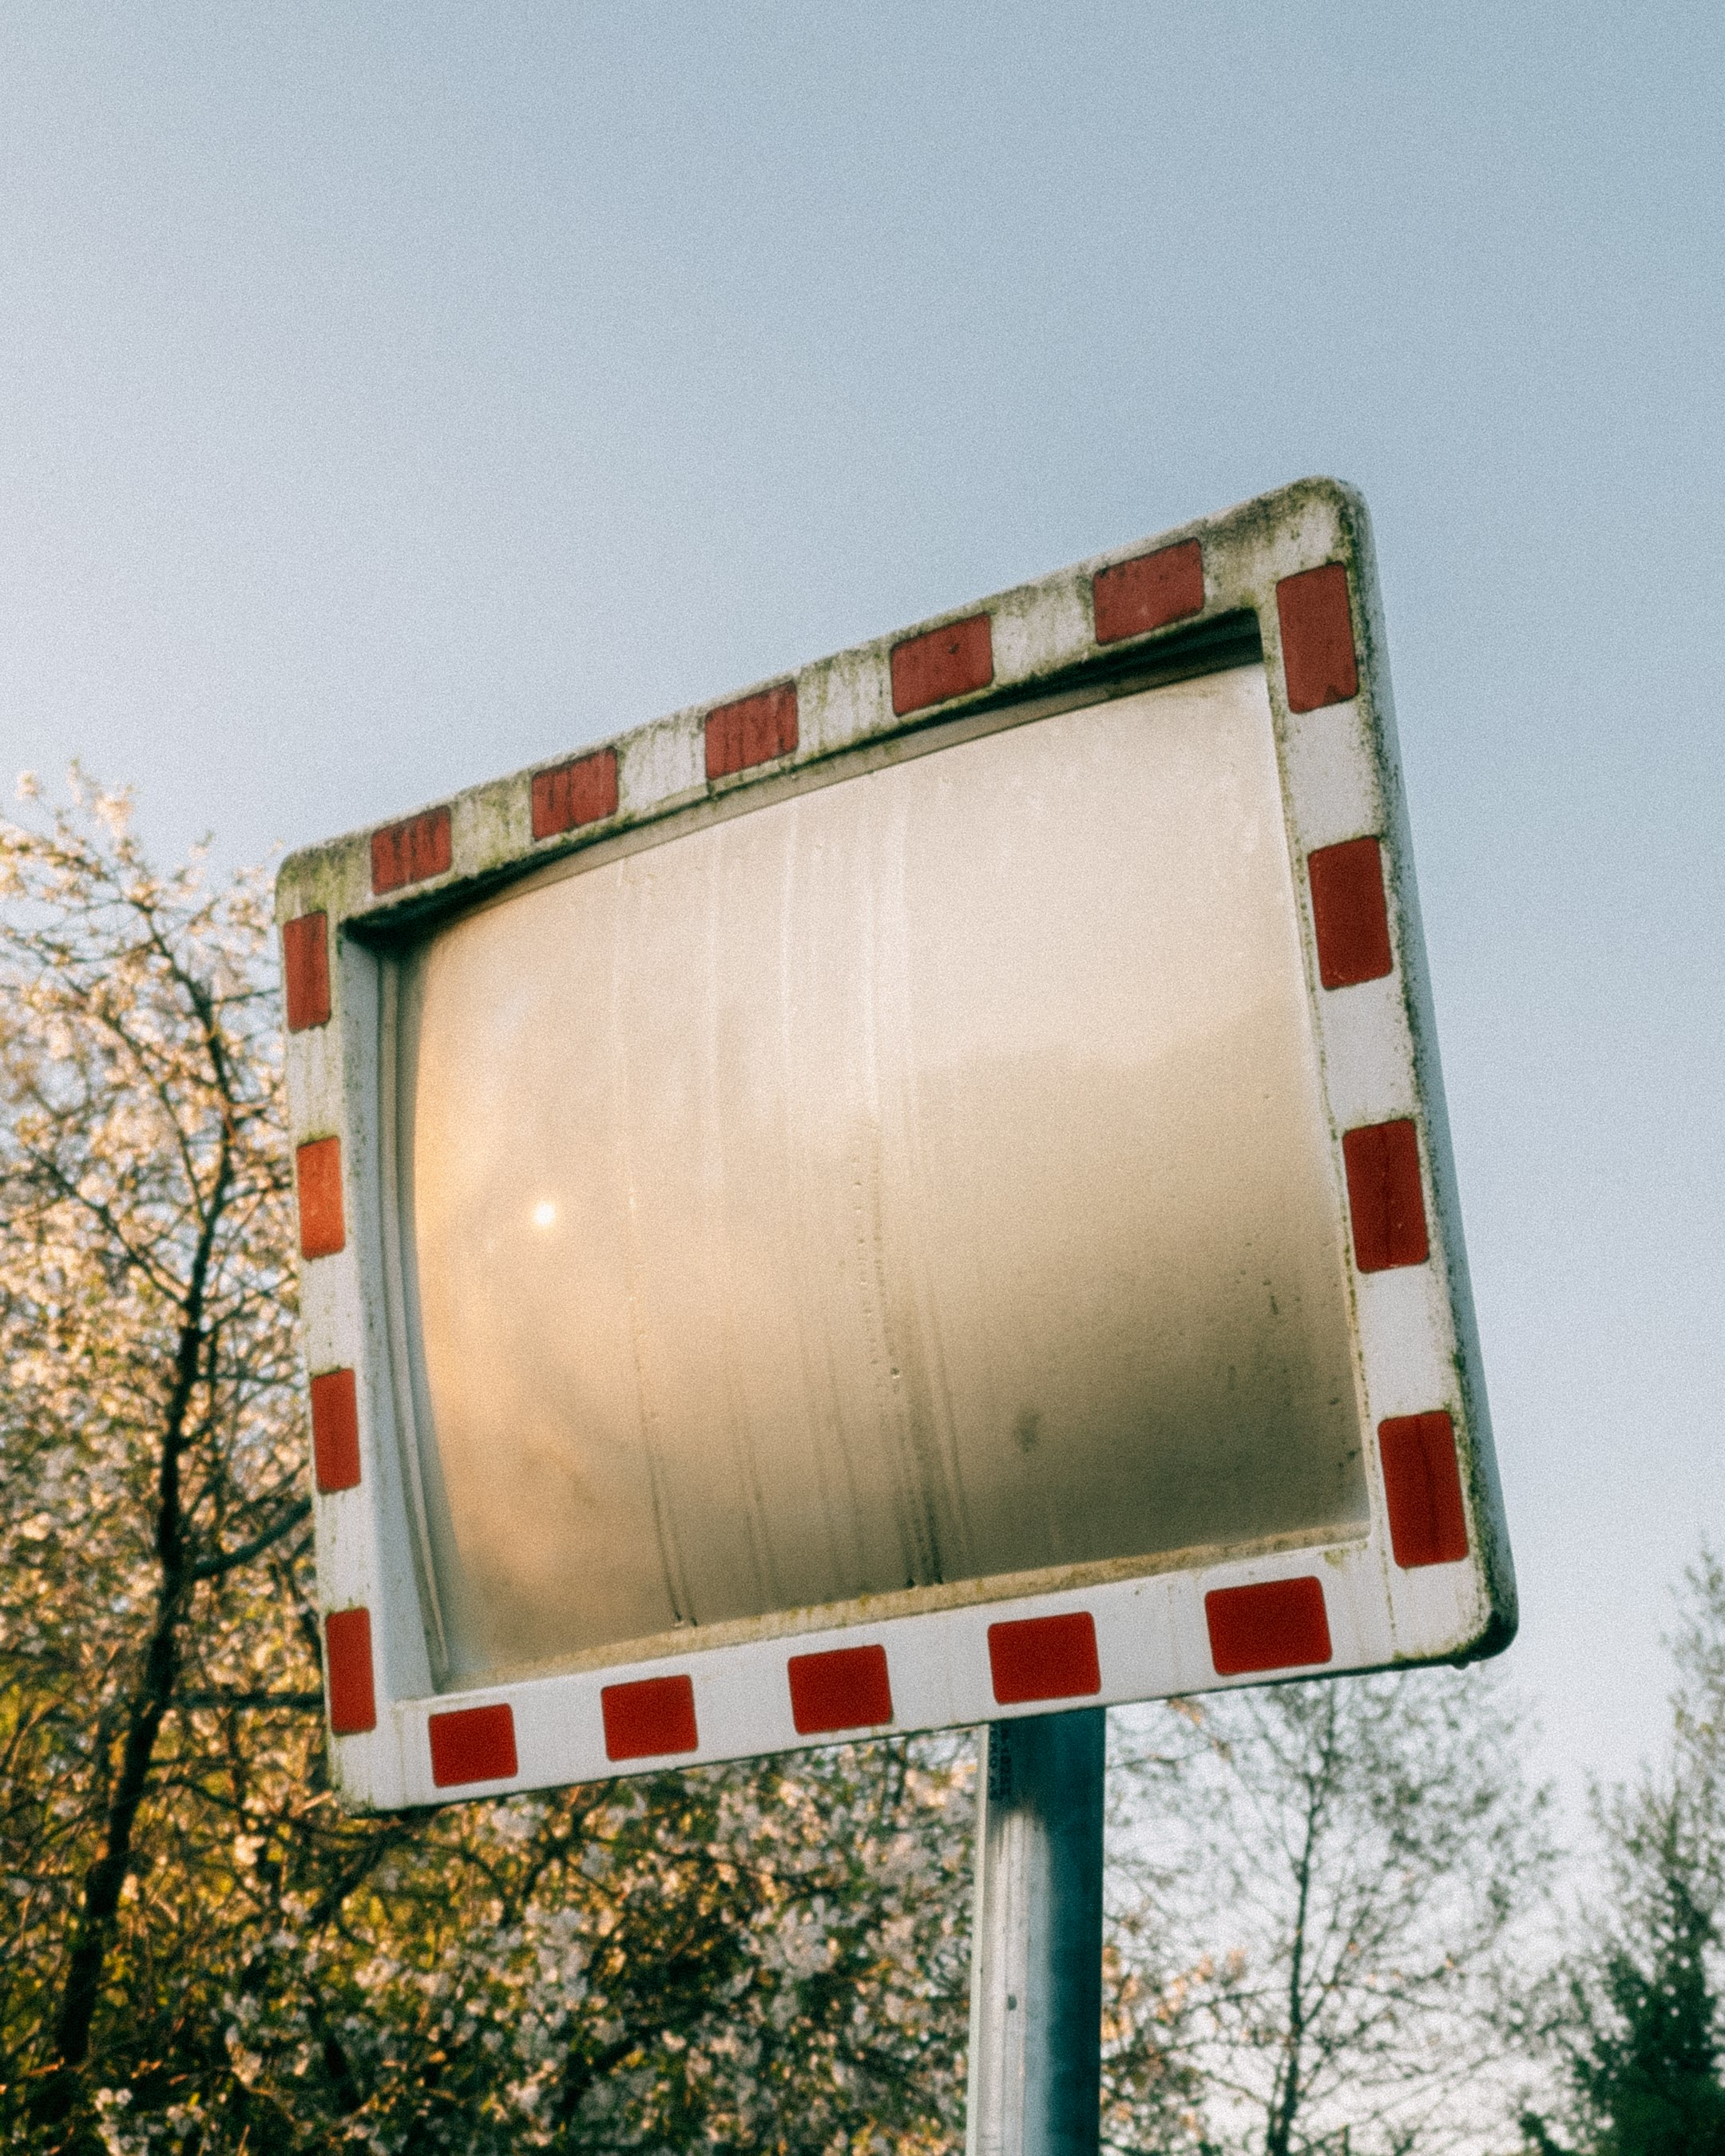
<box><xmin>3</xmin><ymin>3</ymin><xmax>1720</xmax><ymax>1807</ymax></box>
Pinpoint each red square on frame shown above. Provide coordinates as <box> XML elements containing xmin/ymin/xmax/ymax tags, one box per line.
<box><xmin>1378</xmin><ymin>1412</ymin><xmax>1470</xmax><ymax>1568</ymax></box>
<box><xmin>1205</xmin><ymin>1577</ymin><xmax>1332</xmax><ymax>1675</ymax></box>
<box><xmin>295</xmin><ymin>1137</ymin><xmax>345</xmax><ymax>1261</ymax></box>
<box><xmin>324</xmin><ymin>1607</ymin><xmax>377</xmax><ymax>1734</ymax></box>
<box><xmin>309</xmin><ymin>1366</ymin><xmax>362</xmax><ymax>1492</ymax></box>
<box><xmin>1092</xmin><ymin>541</ymin><xmax>1204</xmax><ymax>644</ymax></box>
<box><xmin>371</xmin><ymin>806</ymin><xmax>452</xmax><ymax>895</ymax></box>
<box><xmin>706</xmin><ymin>684</ymin><xmax>799</xmax><ymax>780</ymax></box>
<box><xmin>1342</xmin><ymin>1120</ymin><xmax>1430</xmax><ymax>1273</ymax></box>
<box><xmin>787</xmin><ymin>1644</ymin><xmax>894</xmax><ymax>1734</ymax></box>
<box><xmin>1277</xmin><ymin>563</ymin><xmax>1358</xmax><ymax>713</ymax></box>
<box><xmin>282</xmin><ymin>912</ymin><xmax>331</xmax><ymax>1032</ymax></box>
<box><xmin>429</xmin><ymin>1702</ymin><xmax>518</xmax><ymax>1787</ymax></box>
<box><xmin>1307</xmin><ymin>838</ymin><xmax>1393</xmax><ymax>989</ymax></box>
<box><xmin>532</xmin><ymin>748</ymin><xmax>619</xmax><ymax>839</ymax></box>
<box><xmin>890</xmin><ymin>614</ymin><xmax>994</xmax><ymax>715</ymax></box>
<box><xmin>601</xmin><ymin>1674</ymin><xmax>699</xmax><ymax>1761</ymax></box>
<box><xmin>987</xmin><ymin>1611</ymin><xmax>1101</xmax><ymax>1705</ymax></box>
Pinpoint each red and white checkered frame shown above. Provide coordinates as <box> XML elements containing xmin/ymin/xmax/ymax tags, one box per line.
<box><xmin>278</xmin><ymin>477</ymin><xmax>1514</xmax><ymax>1811</ymax></box>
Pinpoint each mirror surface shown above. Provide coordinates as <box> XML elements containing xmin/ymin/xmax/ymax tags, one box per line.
<box><xmin>397</xmin><ymin>664</ymin><xmax>1366</xmax><ymax>1684</ymax></box>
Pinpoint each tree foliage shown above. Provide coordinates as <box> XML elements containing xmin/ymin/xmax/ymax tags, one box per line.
<box><xmin>1110</xmin><ymin>1667</ymin><xmax>1556</xmax><ymax>2156</ymax></box>
<box><xmin>0</xmin><ymin>777</ymin><xmax>975</xmax><ymax>2153</ymax></box>
<box><xmin>1523</xmin><ymin>1555</ymin><xmax>1725</xmax><ymax>2156</ymax></box>
<box><xmin>1559</xmin><ymin>1813</ymin><xmax>1725</xmax><ymax>2154</ymax></box>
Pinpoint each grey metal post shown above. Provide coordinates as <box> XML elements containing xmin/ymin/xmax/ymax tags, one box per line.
<box><xmin>965</xmin><ymin>1708</ymin><xmax>1106</xmax><ymax>2156</ymax></box>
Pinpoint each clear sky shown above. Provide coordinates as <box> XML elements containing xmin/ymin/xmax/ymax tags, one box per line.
<box><xmin>3</xmin><ymin>3</ymin><xmax>1720</xmax><ymax>1812</ymax></box>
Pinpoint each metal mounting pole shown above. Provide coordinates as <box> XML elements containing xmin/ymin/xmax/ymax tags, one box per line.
<box><xmin>965</xmin><ymin>1708</ymin><xmax>1105</xmax><ymax>2156</ymax></box>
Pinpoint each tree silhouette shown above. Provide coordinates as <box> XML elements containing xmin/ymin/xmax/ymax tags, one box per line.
<box><xmin>1525</xmin><ymin>1556</ymin><xmax>1725</xmax><ymax>2156</ymax></box>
